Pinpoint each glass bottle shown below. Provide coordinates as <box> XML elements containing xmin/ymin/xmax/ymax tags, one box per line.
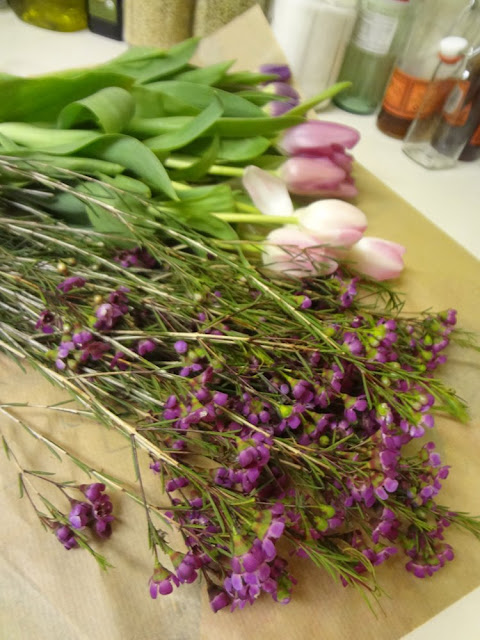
<box><xmin>333</xmin><ymin>0</ymin><xmax>414</xmax><ymax>114</ymax></box>
<box><xmin>402</xmin><ymin>36</ymin><xmax>470</xmax><ymax>168</ymax></box>
<box><xmin>428</xmin><ymin>44</ymin><xmax>480</xmax><ymax>166</ymax></box>
<box><xmin>87</xmin><ymin>0</ymin><xmax>122</xmax><ymax>40</ymax></box>
<box><xmin>377</xmin><ymin>0</ymin><xmax>480</xmax><ymax>138</ymax></box>
<box><xmin>270</xmin><ymin>0</ymin><xmax>359</xmax><ymax>101</ymax></box>
<box><xmin>459</xmin><ymin>117</ymin><xmax>480</xmax><ymax>160</ymax></box>
<box><xmin>7</xmin><ymin>0</ymin><xmax>87</xmax><ymax>31</ymax></box>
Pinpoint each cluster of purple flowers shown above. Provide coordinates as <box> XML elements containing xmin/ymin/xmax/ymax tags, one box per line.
<box><xmin>55</xmin><ymin>483</ymin><xmax>114</xmax><ymax>550</ymax></box>
<box><xmin>38</xmin><ymin>261</ymin><xmax>465</xmax><ymax>611</ymax></box>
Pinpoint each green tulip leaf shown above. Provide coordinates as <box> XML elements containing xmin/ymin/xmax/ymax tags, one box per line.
<box><xmin>57</xmin><ymin>86</ymin><xmax>136</xmax><ymax>133</ymax></box>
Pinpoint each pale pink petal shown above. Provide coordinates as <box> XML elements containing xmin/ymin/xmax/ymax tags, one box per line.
<box><xmin>346</xmin><ymin>237</ymin><xmax>406</xmax><ymax>281</ymax></box>
<box><xmin>242</xmin><ymin>165</ymin><xmax>294</xmax><ymax>216</ymax></box>
<box><xmin>298</xmin><ymin>200</ymin><xmax>367</xmax><ymax>247</ymax></box>
<box><xmin>279</xmin><ymin>121</ymin><xmax>360</xmax><ymax>156</ymax></box>
<box><xmin>280</xmin><ymin>157</ymin><xmax>346</xmax><ymax>195</ymax></box>
<box><xmin>307</xmin><ymin>182</ymin><xmax>359</xmax><ymax>199</ymax></box>
<box><xmin>262</xmin><ymin>225</ymin><xmax>338</xmax><ymax>278</ymax></box>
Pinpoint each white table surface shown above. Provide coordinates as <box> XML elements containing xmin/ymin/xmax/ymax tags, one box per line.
<box><xmin>1</xmin><ymin>7</ymin><xmax>479</xmax><ymax>640</ymax></box>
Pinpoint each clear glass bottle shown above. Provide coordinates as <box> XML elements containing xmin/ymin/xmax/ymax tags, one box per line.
<box><xmin>377</xmin><ymin>0</ymin><xmax>480</xmax><ymax>138</ymax></box>
<box><xmin>8</xmin><ymin>0</ymin><xmax>87</xmax><ymax>31</ymax></box>
<box><xmin>333</xmin><ymin>0</ymin><xmax>414</xmax><ymax>114</ymax></box>
<box><xmin>270</xmin><ymin>0</ymin><xmax>359</xmax><ymax>101</ymax></box>
<box><xmin>459</xmin><ymin>117</ymin><xmax>480</xmax><ymax>160</ymax></box>
<box><xmin>428</xmin><ymin>44</ymin><xmax>480</xmax><ymax>167</ymax></box>
<box><xmin>402</xmin><ymin>36</ymin><xmax>470</xmax><ymax>168</ymax></box>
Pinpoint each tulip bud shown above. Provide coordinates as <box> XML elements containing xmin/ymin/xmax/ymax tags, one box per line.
<box><xmin>280</xmin><ymin>156</ymin><xmax>358</xmax><ymax>198</ymax></box>
<box><xmin>264</xmin><ymin>99</ymin><xmax>299</xmax><ymax>117</ymax></box>
<box><xmin>279</xmin><ymin>120</ymin><xmax>360</xmax><ymax>156</ymax></box>
<box><xmin>259</xmin><ymin>63</ymin><xmax>292</xmax><ymax>83</ymax></box>
<box><xmin>298</xmin><ymin>200</ymin><xmax>367</xmax><ymax>248</ymax></box>
<box><xmin>262</xmin><ymin>225</ymin><xmax>338</xmax><ymax>278</ymax></box>
<box><xmin>344</xmin><ymin>237</ymin><xmax>406</xmax><ymax>281</ymax></box>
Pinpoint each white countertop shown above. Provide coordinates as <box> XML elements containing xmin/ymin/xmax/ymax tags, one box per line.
<box><xmin>0</xmin><ymin>7</ymin><xmax>479</xmax><ymax>640</ymax></box>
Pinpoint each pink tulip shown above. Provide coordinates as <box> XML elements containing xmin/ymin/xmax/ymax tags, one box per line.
<box><xmin>280</xmin><ymin>156</ymin><xmax>359</xmax><ymax>198</ymax></box>
<box><xmin>279</xmin><ymin>120</ymin><xmax>360</xmax><ymax>156</ymax></box>
<box><xmin>298</xmin><ymin>200</ymin><xmax>367</xmax><ymax>248</ymax></box>
<box><xmin>262</xmin><ymin>225</ymin><xmax>338</xmax><ymax>278</ymax></box>
<box><xmin>344</xmin><ymin>237</ymin><xmax>406</xmax><ymax>281</ymax></box>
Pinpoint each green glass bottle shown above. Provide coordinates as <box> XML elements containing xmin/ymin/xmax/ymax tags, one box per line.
<box><xmin>334</xmin><ymin>0</ymin><xmax>414</xmax><ymax>114</ymax></box>
<box><xmin>8</xmin><ymin>0</ymin><xmax>87</xmax><ymax>31</ymax></box>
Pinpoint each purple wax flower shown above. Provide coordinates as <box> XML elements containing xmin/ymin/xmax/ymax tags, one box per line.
<box><xmin>35</xmin><ymin>310</ymin><xmax>58</xmax><ymax>334</ymax></box>
<box><xmin>137</xmin><ymin>339</ymin><xmax>156</xmax><ymax>356</ymax></box>
<box><xmin>110</xmin><ymin>351</ymin><xmax>128</xmax><ymax>370</ymax></box>
<box><xmin>69</xmin><ymin>501</ymin><xmax>93</xmax><ymax>530</ymax></box>
<box><xmin>82</xmin><ymin>482</ymin><xmax>105</xmax><ymax>502</ymax></box>
<box><xmin>174</xmin><ymin>340</ymin><xmax>188</xmax><ymax>354</ymax></box>
<box><xmin>56</xmin><ymin>525</ymin><xmax>78</xmax><ymax>550</ymax></box>
<box><xmin>80</xmin><ymin>340</ymin><xmax>110</xmax><ymax>362</ymax></box>
<box><xmin>114</xmin><ymin>247</ymin><xmax>157</xmax><ymax>269</ymax></box>
<box><xmin>57</xmin><ymin>341</ymin><xmax>74</xmax><ymax>359</ymax></box>
<box><xmin>213</xmin><ymin>391</ymin><xmax>229</xmax><ymax>406</ymax></box>
<box><xmin>209</xmin><ymin>587</ymin><xmax>231</xmax><ymax>613</ymax></box>
<box><xmin>57</xmin><ymin>276</ymin><xmax>86</xmax><ymax>293</ymax></box>
<box><xmin>72</xmin><ymin>331</ymin><xmax>93</xmax><ymax>348</ymax></box>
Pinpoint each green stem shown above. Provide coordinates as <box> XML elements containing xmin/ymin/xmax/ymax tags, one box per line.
<box><xmin>165</xmin><ymin>156</ymin><xmax>244</xmax><ymax>177</ymax></box>
<box><xmin>213</xmin><ymin>213</ymin><xmax>297</xmax><ymax>225</ymax></box>
<box><xmin>288</xmin><ymin>81</ymin><xmax>352</xmax><ymax>116</ymax></box>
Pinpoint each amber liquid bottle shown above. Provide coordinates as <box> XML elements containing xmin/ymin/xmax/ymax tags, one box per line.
<box><xmin>377</xmin><ymin>0</ymin><xmax>480</xmax><ymax>138</ymax></box>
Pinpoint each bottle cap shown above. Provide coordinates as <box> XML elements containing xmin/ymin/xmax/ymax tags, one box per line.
<box><xmin>438</xmin><ymin>36</ymin><xmax>469</xmax><ymax>63</ymax></box>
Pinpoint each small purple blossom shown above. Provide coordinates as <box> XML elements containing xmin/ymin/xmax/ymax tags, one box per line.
<box><xmin>57</xmin><ymin>276</ymin><xmax>86</xmax><ymax>293</ymax></box>
<box><xmin>174</xmin><ymin>340</ymin><xmax>188</xmax><ymax>354</ymax></box>
<box><xmin>137</xmin><ymin>339</ymin><xmax>156</xmax><ymax>356</ymax></box>
<box><xmin>69</xmin><ymin>501</ymin><xmax>93</xmax><ymax>530</ymax></box>
<box><xmin>35</xmin><ymin>310</ymin><xmax>58</xmax><ymax>334</ymax></box>
<box><xmin>56</xmin><ymin>525</ymin><xmax>78</xmax><ymax>550</ymax></box>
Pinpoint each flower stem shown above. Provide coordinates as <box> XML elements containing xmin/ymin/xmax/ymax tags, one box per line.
<box><xmin>165</xmin><ymin>156</ymin><xmax>244</xmax><ymax>177</ymax></box>
<box><xmin>287</xmin><ymin>81</ymin><xmax>352</xmax><ymax>116</ymax></box>
<box><xmin>213</xmin><ymin>213</ymin><xmax>297</xmax><ymax>225</ymax></box>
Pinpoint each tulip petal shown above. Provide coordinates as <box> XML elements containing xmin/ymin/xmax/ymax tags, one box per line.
<box><xmin>279</xmin><ymin>121</ymin><xmax>360</xmax><ymax>156</ymax></box>
<box><xmin>298</xmin><ymin>200</ymin><xmax>367</xmax><ymax>247</ymax></box>
<box><xmin>346</xmin><ymin>237</ymin><xmax>406</xmax><ymax>281</ymax></box>
<box><xmin>307</xmin><ymin>182</ymin><xmax>359</xmax><ymax>199</ymax></box>
<box><xmin>280</xmin><ymin>157</ymin><xmax>347</xmax><ymax>195</ymax></box>
<box><xmin>262</xmin><ymin>225</ymin><xmax>338</xmax><ymax>278</ymax></box>
<box><xmin>242</xmin><ymin>165</ymin><xmax>295</xmax><ymax>216</ymax></box>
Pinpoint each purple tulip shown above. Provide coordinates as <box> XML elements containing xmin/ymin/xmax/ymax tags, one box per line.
<box><xmin>259</xmin><ymin>63</ymin><xmax>291</xmax><ymax>83</ymax></box>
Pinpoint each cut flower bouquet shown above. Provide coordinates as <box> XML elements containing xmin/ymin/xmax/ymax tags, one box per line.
<box><xmin>0</xmin><ymin>22</ymin><xmax>479</xmax><ymax>625</ymax></box>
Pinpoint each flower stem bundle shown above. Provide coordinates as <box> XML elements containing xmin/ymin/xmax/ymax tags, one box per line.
<box><xmin>0</xmin><ymin>160</ymin><xmax>479</xmax><ymax>613</ymax></box>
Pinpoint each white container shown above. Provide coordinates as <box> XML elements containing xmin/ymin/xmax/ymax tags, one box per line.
<box><xmin>270</xmin><ymin>0</ymin><xmax>358</xmax><ymax>102</ymax></box>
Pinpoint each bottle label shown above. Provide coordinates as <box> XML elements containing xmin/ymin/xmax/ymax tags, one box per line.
<box><xmin>354</xmin><ymin>8</ymin><xmax>398</xmax><ymax>55</ymax></box>
<box><xmin>443</xmin><ymin>81</ymin><xmax>471</xmax><ymax>126</ymax></box>
<box><xmin>381</xmin><ymin>67</ymin><xmax>453</xmax><ymax>120</ymax></box>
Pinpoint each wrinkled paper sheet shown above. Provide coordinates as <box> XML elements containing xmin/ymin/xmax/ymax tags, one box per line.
<box><xmin>1</xmin><ymin>6</ymin><xmax>480</xmax><ymax>640</ymax></box>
